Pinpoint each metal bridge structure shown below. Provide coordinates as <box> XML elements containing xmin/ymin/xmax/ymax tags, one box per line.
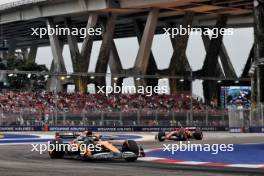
<box><xmin>0</xmin><ymin>0</ymin><xmax>262</xmax><ymax>104</ymax></box>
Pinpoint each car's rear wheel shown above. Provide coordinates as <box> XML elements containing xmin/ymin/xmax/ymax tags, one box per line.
<box><xmin>193</xmin><ymin>129</ymin><xmax>203</xmax><ymax>140</ymax></box>
<box><xmin>122</xmin><ymin>140</ymin><xmax>139</xmax><ymax>162</ymax></box>
<box><xmin>157</xmin><ymin>131</ymin><xmax>166</xmax><ymax>142</ymax></box>
<box><xmin>49</xmin><ymin>139</ymin><xmax>65</xmax><ymax>159</ymax></box>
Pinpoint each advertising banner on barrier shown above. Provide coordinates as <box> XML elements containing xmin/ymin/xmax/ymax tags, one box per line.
<box><xmin>47</xmin><ymin>126</ymin><xmax>228</xmax><ymax>132</ymax></box>
<box><xmin>0</xmin><ymin>126</ymin><xmax>42</xmax><ymax>132</ymax></box>
<box><xmin>0</xmin><ymin>126</ymin><xmax>227</xmax><ymax>132</ymax></box>
<box><xmin>229</xmin><ymin>127</ymin><xmax>246</xmax><ymax>133</ymax></box>
<box><xmin>249</xmin><ymin>127</ymin><xmax>264</xmax><ymax>133</ymax></box>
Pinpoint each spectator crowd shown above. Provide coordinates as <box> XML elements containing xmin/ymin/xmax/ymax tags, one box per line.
<box><xmin>0</xmin><ymin>91</ymin><xmax>210</xmax><ymax>113</ymax></box>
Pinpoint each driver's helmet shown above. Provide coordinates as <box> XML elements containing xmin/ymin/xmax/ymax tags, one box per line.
<box><xmin>55</xmin><ymin>132</ymin><xmax>60</xmax><ymax>139</ymax></box>
<box><xmin>86</xmin><ymin>130</ymin><xmax>93</xmax><ymax>137</ymax></box>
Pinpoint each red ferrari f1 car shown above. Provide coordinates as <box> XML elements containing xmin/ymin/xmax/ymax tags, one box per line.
<box><xmin>156</xmin><ymin>127</ymin><xmax>203</xmax><ymax>141</ymax></box>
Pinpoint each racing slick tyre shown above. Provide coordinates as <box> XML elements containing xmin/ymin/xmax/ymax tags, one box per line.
<box><xmin>48</xmin><ymin>139</ymin><xmax>65</xmax><ymax>159</ymax></box>
<box><xmin>193</xmin><ymin>129</ymin><xmax>203</xmax><ymax>140</ymax></box>
<box><xmin>178</xmin><ymin>129</ymin><xmax>187</xmax><ymax>141</ymax></box>
<box><xmin>122</xmin><ymin>140</ymin><xmax>139</xmax><ymax>162</ymax></box>
<box><xmin>157</xmin><ymin>131</ymin><xmax>166</xmax><ymax>142</ymax></box>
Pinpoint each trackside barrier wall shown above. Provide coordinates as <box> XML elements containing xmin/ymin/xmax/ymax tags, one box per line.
<box><xmin>248</xmin><ymin>127</ymin><xmax>264</xmax><ymax>133</ymax></box>
<box><xmin>0</xmin><ymin>126</ymin><xmax>227</xmax><ymax>132</ymax></box>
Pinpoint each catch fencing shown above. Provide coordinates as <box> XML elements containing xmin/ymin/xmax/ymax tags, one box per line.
<box><xmin>0</xmin><ymin>109</ymin><xmax>228</xmax><ymax>128</ymax></box>
<box><xmin>1</xmin><ymin>106</ymin><xmax>264</xmax><ymax>133</ymax></box>
<box><xmin>228</xmin><ymin>104</ymin><xmax>264</xmax><ymax>132</ymax></box>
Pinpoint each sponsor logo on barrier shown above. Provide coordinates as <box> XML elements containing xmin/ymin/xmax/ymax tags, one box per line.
<box><xmin>249</xmin><ymin>127</ymin><xmax>264</xmax><ymax>133</ymax></box>
<box><xmin>49</xmin><ymin>127</ymin><xmax>88</xmax><ymax>131</ymax></box>
<box><xmin>0</xmin><ymin>126</ymin><xmax>37</xmax><ymax>131</ymax></box>
<box><xmin>229</xmin><ymin>128</ymin><xmax>242</xmax><ymax>133</ymax></box>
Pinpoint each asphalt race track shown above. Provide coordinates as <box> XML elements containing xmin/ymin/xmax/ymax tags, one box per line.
<box><xmin>0</xmin><ymin>133</ymin><xmax>264</xmax><ymax>176</ymax></box>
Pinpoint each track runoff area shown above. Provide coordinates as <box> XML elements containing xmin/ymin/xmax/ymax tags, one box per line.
<box><xmin>1</xmin><ymin>131</ymin><xmax>264</xmax><ymax>175</ymax></box>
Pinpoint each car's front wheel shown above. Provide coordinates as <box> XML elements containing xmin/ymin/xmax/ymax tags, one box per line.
<box><xmin>48</xmin><ymin>139</ymin><xmax>65</xmax><ymax>159</ymax></box>
<box><xmin>122</xmin><ymin>140</ymin><xmax>139</xmax><ymax>162</ymax></box>
<box><xmin>157</xmin><ymin>131</ymin><xmax>166</xmax><ymax>142</ymax></box>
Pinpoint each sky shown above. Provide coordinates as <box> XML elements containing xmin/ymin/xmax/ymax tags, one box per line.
<box><xmin>0</xmin><ymin>0</ymin><xmax>254</xmax><ymax>98</ymax></box>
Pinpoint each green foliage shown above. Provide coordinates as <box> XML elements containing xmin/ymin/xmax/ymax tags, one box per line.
<box><xmin>4</xmin><ymin>58</ymin><xmax>48</xmax><ymax>91</ymax></box>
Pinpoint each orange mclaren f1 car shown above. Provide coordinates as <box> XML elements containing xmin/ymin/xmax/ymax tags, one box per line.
<box><xmin>48</xmin><ymin>131</ymin><xmax>145</xmax><ymax>162</ymax></box>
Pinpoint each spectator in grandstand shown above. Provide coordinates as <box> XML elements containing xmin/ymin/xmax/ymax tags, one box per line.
<box><xmin>0</xmin><ymin>91</ymin><xmax>213</xmax><ymax>114</ymax></box>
